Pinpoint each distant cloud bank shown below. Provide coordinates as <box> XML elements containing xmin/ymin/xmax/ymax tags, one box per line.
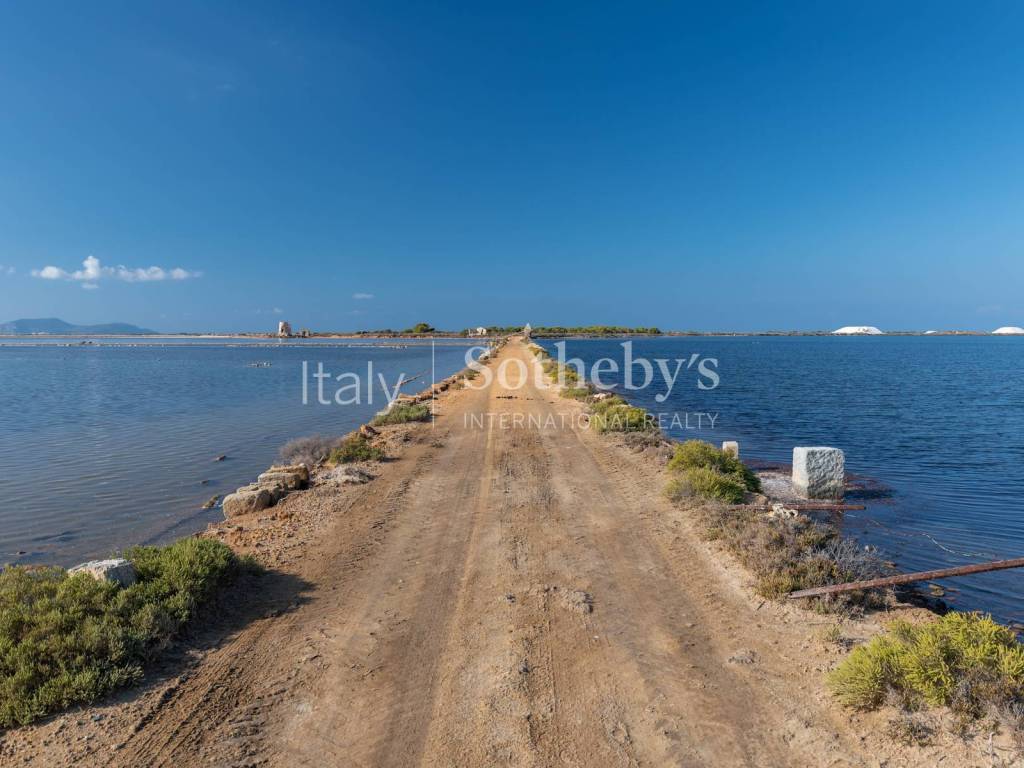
<box><xmin>31</xmin><ymin>256</ymin><xmax>201</xmax><ymax>289</ymax></box>
<box><xmin>352</xmin><ymin>292</ymin><xmax>374</xmax><ymax>300</ymax></box>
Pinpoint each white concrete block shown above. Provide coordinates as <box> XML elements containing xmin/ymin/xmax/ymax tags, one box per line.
<box><xmin>721</xmin><ymin>441</ymin><xmax>739</xmax><ymax>458</ymax></box>
<box><xmin>792</xmin><ymin>447</ymin><xmax>845</xmax><ymax>499</ymax></box>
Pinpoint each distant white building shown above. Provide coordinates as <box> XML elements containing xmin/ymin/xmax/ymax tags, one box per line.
<box><xmin>832</xmin><ymin>326</ymin><xmax>883</xmax><ymax>335</ymax></box>
<box><xmin>474</xmin><ymin>326</ymin><xmax>488</xmax><ymax>336</ymax></box>
<box><xmin>993</xmin><ymin>326</ymin><xmax>1024</xmax><ymax>335</ymax></box>
<box><xmin>523</xmin><ymin>323</ymin><xmax>532</xmax><ymax>338</ymax></box>
<box><xmin>277</xmin><ymin>321</ymin><xmax>293</xmax><ymax>337</ymax></box>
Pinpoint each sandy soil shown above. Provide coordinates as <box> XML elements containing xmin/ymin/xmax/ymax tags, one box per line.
<box><xmin>0</xmin><ymin>339</ymin><xmax>1007</xmax><ymax>767</ymax></box>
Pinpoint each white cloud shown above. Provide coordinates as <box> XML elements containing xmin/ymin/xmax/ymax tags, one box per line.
<box><xmin>352</xmin><ymin>292</ymin><xmax>374</xmax><ymax>300</ymax></box>
<box><xmin>35</xmin><ymin>265</ymin><xmax>68</xmax><ymax>280</ymax></box>
<box><xmin>273</xmin><ymin>307</ymin><xmax>283</xmax><ymax>315</ymax></box>
<box><xmin>31</xmin><ymin>256</ymin><xmax>200</xmax><ymax>289</ymax></box>
<box><xmin>0</xmin><ymin>265</ymin><xmax>15</xmax><ymax>276</ymax></box>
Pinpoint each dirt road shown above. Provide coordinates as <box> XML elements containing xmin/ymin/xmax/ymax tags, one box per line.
<box><xmin>5</xmin><ymin>339</ymin><xmax>963</xmax><ymax>767</ymax></box>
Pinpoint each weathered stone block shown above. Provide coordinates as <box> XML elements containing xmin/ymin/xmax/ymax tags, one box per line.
<box><xmin>257</xmin><ymin>470</ymin><xmax>307</xmax><ymax>491</ymax></box>
<box><xmin>721</xmin><ymin>441</ymin><xmax>739</xmax><ymax>458</ymax></box>
<box><xmin>222</xmin><ymin>488</ymin><xmax>274</xmax><ymax>518</ymax></box>
<box><xmin>69</xmin><ymin>558</ymin><xmax>137</xmax><ymax>587</ymax></box>
<box><xmin>267</xmin><ymin>464</ymin><xmax>310</xmax><ymax>483</ymax></box>
<box><xmin>792</xmin><ymin>447</ymin><xmax>845</xmax><ymax>499</ymax></box>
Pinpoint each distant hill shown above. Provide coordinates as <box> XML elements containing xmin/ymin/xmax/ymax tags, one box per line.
<box><xmin>0</xmin><ymin>318</ymin><xmax>156</xmax><ymax>335</ymax></box>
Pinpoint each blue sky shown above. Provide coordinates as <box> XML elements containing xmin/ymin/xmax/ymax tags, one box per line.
<box><xmin>1</xmin><ymin>2</ymin><xmax>1022</xmax><ymax>332</ymax></box>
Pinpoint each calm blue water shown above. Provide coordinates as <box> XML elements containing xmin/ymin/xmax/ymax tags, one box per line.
<box><xmin>0</xmin><ymin>338</ymin><xmax>481</xmax><ymax>566</ymax></box>
<box><xmin>540</xmin><ymin>337</ymin><xmax>1024</xmax><ymax>625</ymax></box>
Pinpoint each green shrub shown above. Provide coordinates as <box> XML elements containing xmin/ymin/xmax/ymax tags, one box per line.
<box><xmin>0</xmin><ymin>538</ymin><xmax>244</xmax><ymax>727</ymax></box>
<box><xmin>560</xmin><ymin>386</ymin><xmax>592</xmax><ymax>400</ymax></box>
<box><xmin>591</xmin><ymin>404</ymin><xmax>655</xmax><ymax>433</ymax></box>
<box><xmin>671</xmin><ymin>466</ymin><xmax>748</xmax><ymax>504</ymax></box>
<box><xmin>329</xmin><ymin>434</ymin><xmax>384</xmax><ymax>463</ymax></box>
<box><xmin>371</xmin><ymin>402</ymin><xmax>430</xmax><ymax>426</ymax></box>
<box><xmin>667</xmin><ymin>440</ymin><xmax>761</xmax><ymax>493</ymax></box>
<box><xmin>561</xmin><ymin>366</ymin><xmax>581</xmax><ymax>385</ymax></box>
<box><xmin>540</xmin><ymin>359</ymin><xmax>582</xmax><ymax>387</ymax></box>
<box><xmin>828</xmin><ymin>613</ymin><xmax>1024</xmax><ymax>717</ymax></box>
<box><xmin>590</xmin><ymin>396</ymin><xmax>627</xmax><ymax>415</ymax></box>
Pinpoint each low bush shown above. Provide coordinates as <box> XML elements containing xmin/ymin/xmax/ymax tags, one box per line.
<box><xmin>560</xmin><ymin>386</ymin><xmax>592</xmax><ymax>400</ymax></box>
<box><xmin>590</xmin><ymin>396</ymin><xmax>627</xmax><ymax>415</ymax></box>
<box><xmin>667</xmin><ymin>440</ymin><xmax>761</xmax><ymax>494</ymax></box>
<box><xmin>540</xmin><ymin>359</ymin><xmax>582</xmax><ymax>388</ymax></box>
<box><xmin>329</xmin><ymin>434</ymin><xmax>385</xmax><ymax>463</ymax></box>
<box><xmin>0</xmin><ymin>538</ymin><xmax>247</xmax><ymax>727</ymax></box>
<box><xmin>279</xmin><ymin>434</ymin><xmax>336</xmax><ymax>466</ymax></box>
<box><xmin>668</xmin><ymin>466</ymin><xmax>748</xmax><ymax>504</ymax></box>
<box><xmin>828</xmin><ymin>613</ymin><xmax>1024</xmax><ymax>726</ymax></box>
<box><xmin>371</xmin><ymin>402</ymin><xmax>430</xmax><ymax>426</ymax></box>
<box><xmin>591</xmin><ymin>404</ymin><xmax>655</xmax><ymax>434</ymax></box>
<box><xmin>687</xmin><ymin>503</ymin><xmax>888</xmax><ymax>604</ymax></box>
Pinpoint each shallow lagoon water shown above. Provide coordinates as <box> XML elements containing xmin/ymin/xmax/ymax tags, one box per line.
<box><xmin>540</xmin><ymin>336</ymin><xmax>1024</xmax><ymax>625</ymax></box>
<box><xmin>0</xmin><ymin>338</ymin><xmax>481</xmax><ymax>566</ymax></box>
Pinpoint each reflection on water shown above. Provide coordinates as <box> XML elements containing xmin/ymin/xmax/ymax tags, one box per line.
<box><xmin>542</xmin><ymin>336</ymin><xmax>1024</xmax><ymax>625</ymax></box>
<box><xmin>0</xmin><ymin>339</ymin><xmax>479</xmax><ymax>566</ymax></box>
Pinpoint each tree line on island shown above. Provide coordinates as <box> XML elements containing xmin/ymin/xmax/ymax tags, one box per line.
<box><xmin>348</xmin><ymin>324</ymin><xmax>662</xmax><ymax>337</ymax></box>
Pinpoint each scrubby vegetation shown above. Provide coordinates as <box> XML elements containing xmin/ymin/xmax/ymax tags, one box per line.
<box><xmin>0</xmin><ymin>538</ymin><xmax>248</xmax><ymax>727</ymax></box>
<box><xmin>540</xmin><ymin>358</ymin><xmax>583</xmax><ymax>387</ymax></box>
<box><xmin>687</xmin><ymin>502</ymin><xmax>889</xmax><ymax>603</ymax></box>
<box><xmin>665</xmin><ymin>440</ymin><xmax>761</xmax><ymax>501</ymax></box>
<box><xmin>828</xmin><ymin>613</ymin><xmax>1024</xmax><ymax>736</ymax></box>
<box><xmin>590</xmin><ymin>395</ymin><xmax>626</xmax><ymax>413</ymax></box>
<box><xmin>279</xmin><ymin>434</ymin><xmax>338</xmax><ymax>466</ymax></box>
<box><xmin>666</xmin><ymin>466</ymin><xmax>748</xmax><ymax>504</ymax></box>
<box><xmin>534</xmin><ymin>349</ymin><xmax>610</xmax><ymax>406</ymax></box>
<box><xmin>528</xmin><ymin>346</ymin><xmax>656</xmax><ymax>435</ymax></box>
<box><xmin>329</xmin><ymin>434</ymin><xmax>385</xmax><ymax>463</ymax></box>
<box><xmin>560</xmin><ymin>386</ymin><xmax>593</xmax><ymax>400</ymax></box>
<box><xmin>591</xmin><ymin>403</ymin><xmax>655</xmax><ymax>433</ymax></box>
<box><xmin>371</xmin><ymin>402</ymin><xmax>430</xmax><ymax>426</ymax></box>
<box><xmin>662</xmin><ymin>443</ymin><xmax>894</xmax><ymax>606</ymax></box>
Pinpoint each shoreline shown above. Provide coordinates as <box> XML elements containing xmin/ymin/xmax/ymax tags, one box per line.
<box><xmin>2</xmin><ymin>329</ymin><xmax>1019</xmax><ymax>341</ymax></box>
<box><xmin>2</xmin><ymin>337</ymin><xmax>1016</xmax><ymax>766</ymax></box>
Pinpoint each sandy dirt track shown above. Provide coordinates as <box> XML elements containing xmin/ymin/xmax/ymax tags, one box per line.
<box><xmin>3</xmin><ymin>339</ymin><xmax>990</xmax><ymax>767</ymax></box>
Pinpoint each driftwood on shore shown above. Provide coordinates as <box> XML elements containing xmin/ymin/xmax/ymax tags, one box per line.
<box><xmin>788</xmin><ymin>557</ymin><xmax>1024</xmax><ymax>599</ymax></box>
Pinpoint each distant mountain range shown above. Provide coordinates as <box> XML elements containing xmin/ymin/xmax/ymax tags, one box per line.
<box><xmin>0</xmin><ymin>318</ymin><xmax>156</xmax><ymax>335</ymax></box>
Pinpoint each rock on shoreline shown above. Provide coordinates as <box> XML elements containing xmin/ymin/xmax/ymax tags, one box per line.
<box><xmin>68</xmin><ymin>558</ymin><xmax>137</xmax><ymax>587</ymax></box>
<box><xmin>222</xmin><ymin>464</ymin><xmax>310</xmax><ymax>519</ymax></box>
